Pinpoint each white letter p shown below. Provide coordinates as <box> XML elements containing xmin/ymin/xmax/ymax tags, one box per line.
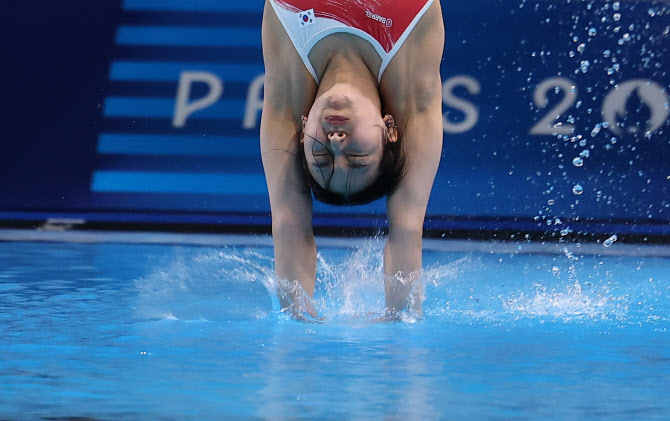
<box><xmin>173</xmin><ymin>71</ymin><xmax>223</xmax><ymax>128</ymax></box>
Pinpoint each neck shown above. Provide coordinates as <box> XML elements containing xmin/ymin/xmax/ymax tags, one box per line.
<box><xmin>316</xmin><ymin>54</ymin><xmax>382</xmax><ymax>110</ymax></box>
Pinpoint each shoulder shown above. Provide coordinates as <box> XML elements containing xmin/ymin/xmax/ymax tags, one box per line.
<box><xmin>380</xmin><ymin>0</ymin><xmax>444</xmax><ymax>116</ymax></box>
<box><xmin>262</xmin><ymin>1</ymin><xmax>317</xmax><ymax>121</ymax></box>
<box><xmin>398</xmin><ymin>0</ymin><xmax>445</xmax><ymax>68</ymax></box>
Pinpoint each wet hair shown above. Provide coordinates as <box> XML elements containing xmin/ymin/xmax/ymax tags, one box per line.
<box><xmin>297</xmin><ymin>126</ymin><xmax>407</xmax><ymax>205</ymax></box>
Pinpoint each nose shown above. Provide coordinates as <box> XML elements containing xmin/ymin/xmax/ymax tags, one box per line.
<box><xmin>327</xmin><ymin>131</ymin><xmax>347</xmax><ymax>143</ymax></box>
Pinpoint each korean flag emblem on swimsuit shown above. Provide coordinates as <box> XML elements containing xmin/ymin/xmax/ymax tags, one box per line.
<box><xmin>297</xmin><ymin>9</ymin><xmax>315</xmax><ymax>27</ymax></box>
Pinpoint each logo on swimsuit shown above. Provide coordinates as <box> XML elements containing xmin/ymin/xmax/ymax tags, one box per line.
<box><xmin>296</xmin><ymin>9</ymin><xmax>315</xmax><ymax>27</ymax></box>
<box><xmin>365</xmin><ymin>10</ymin><xmax>393</xmax><ymax>28</ymax></box>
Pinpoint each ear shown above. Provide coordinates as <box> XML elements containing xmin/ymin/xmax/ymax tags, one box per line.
<box><xmin>300</xmin><ymin>115</ymin><xmax>307</xmax><ymax>144</ymax></box>
<box><xmin>383</xmin><ymin>114</ymin><xmax>398</xmax><ymax>143</ymax></box>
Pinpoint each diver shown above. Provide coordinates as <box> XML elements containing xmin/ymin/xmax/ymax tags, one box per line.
<box><xmin>260</xmin><ymin>0</ymin><xmax>444</xmax><ymax>319</ymax></box>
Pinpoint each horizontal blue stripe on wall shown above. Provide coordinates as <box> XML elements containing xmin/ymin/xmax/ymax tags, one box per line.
<box><xmin>116</xmin><ymin>26</ymin><xmax>261</xmax><ymax>47</ymax></box>
<box><xmin>91</xmin><ymin>171</ymin><xmax>268</xmax><ymax>195</ymax></box>
<box><xmin>123</xmin><ymin>0</ymin><xmax>264</xmax><ymax>12</ymax></box>
<box><xmin>97</xmin><ymin>133</ymin><xmax>260</xmax><ymax>156</ymax></box>
<box><xmin>110</xmin><ymin>61</ymin><xmax>265</xmax><ymax>82</ymax></box>
<box><xmin>103</xmin><ymin>97</ymin><xmax>245</xmax><ymax>119</ymax></box>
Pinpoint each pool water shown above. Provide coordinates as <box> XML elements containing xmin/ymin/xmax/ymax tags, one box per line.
<box><xmin>0</xmin><ymin>238</ymin><xmax>668</xmax><ymax>420</ymax></box>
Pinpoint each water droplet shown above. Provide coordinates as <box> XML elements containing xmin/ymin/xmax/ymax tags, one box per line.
<box><xmin>547</xmin><ymin>199</ymin><xmax>556</xmax><ymax>205</ymax></box>
<box><xmin>591</xmin><ymin>125</ymin><xmax>601</xmax><ymax>137</ymax></box>
<box><xmin>580</xmin><ymin>60</ymin><xmax>590</xmax><ymax>73</ymax></box>
<box><xmin>603</xmin><ymin>49</ymin><xmax>611</xmax><ymax>58</ymax></box>
<box><xmin>572</xmin><ymin>184</ymin><xmax>584</xmax><ymax>195</ymax></box>
<box><xmin>648</xmin><ymin>8</ymin><xmax>656</xmax><ymax>17</ymax></box>
<box><xmin>579</xmin><ymin>149</ymin><xmax>590</xmax><ymax>158</ymax></box>
<box><xmin>552</xmin><ymin>266</ymin><xmax>560</xmax><ymax>275</ymax></box>
<box><xmin>613</xmin><ymin>13</ymin><xmax>621</xmax><ymax>21</ymax></box>
<box><xmin>572</xmin><ymin>157</ymin><xmax>584</xmax><ymax>167</ymax></box>
<box><xmin>588</xmin><ymin>27</ymin><xmax>597</xmax><ymax>36</ymax></box>
<box><xmin>603</xmin><ymin>234</ymin><xmax>618</xmax><ymax>247</ymax></box>
<box><xmin>622</xmin><ymin>33</ymin><xmax>631</xmax><ymax>42</ymax></box>
<box><xmin>577</xmin><ymin>43</ymin><xmax>586</xmax><ymax>53</ymax></box>
<box><xmin>613</xmin><ymin>2</ymin><xmax>620</xmax><ymax>11</ymax></box>
<box><xmin>579</xmin><ymin>139</ymin><xmax>587</xmax><ymax>147</ymax></box>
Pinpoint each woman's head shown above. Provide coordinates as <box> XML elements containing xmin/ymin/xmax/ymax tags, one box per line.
<box><xmin>298</xmin><ymin>84</ymin><xmax>406</xmax><ymax>205</ymax></box>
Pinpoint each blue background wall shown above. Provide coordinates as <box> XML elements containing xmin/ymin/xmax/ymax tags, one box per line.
<box><xmin>1</xmin><ymin>0</ymin><xmax>669</xmax><ymax>236</ymax></box>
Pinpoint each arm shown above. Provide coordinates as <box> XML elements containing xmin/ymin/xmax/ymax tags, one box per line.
<box><xmin>384</xmin><ymin>92</ymin><xmax>443</xmax><ymax>315</ymax></box>
<box><xmin>384</xmin><ymin>72</ymin><xmax>444</xmax><ymax>316</ymax></box>
<box><xmin>261</xmin><ymin>1</ymin><xmax>318</xmax><ymax>317</ymax></box>
<box><xmin>261</xmin><ymin>129</ymin><xmax>317</xmax><ymax>316</ymax></box>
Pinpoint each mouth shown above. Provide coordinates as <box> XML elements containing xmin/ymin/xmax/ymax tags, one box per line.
<box><xmin>325</xmin><ymin>116</ymin><xmax>349</xmax><ymax>125</ymax></box>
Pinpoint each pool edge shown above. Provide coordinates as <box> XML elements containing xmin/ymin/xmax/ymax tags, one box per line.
<box><xmin>2</xmin><ymin>228</ymin><xmax>670</xmax><ymax>258</ymax></box>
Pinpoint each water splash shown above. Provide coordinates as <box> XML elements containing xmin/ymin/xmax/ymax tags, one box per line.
<box><xmin>313</xmin><ymin>239</ymin><xmax>388</xmax><ymax>321</ymax></box>
<box><xmin>134</xmin><ymin>247</ymin><xmax>275</xmax><ymax>322</ymax></box>
<box><xmin>132</xmin><ymin>243</ymin><xmax>667</xmax><ymax>327</ymax></box>
<box><xmin>503</xmin><ymin>280</ymin><xmax>616</xmax><ymax>322</ymax></box>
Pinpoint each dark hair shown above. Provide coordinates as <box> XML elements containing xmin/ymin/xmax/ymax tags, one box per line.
<box><xmin>296</xmin><ymin>127</ymin><xmax>407</xmax><ymax>205</ymax></box>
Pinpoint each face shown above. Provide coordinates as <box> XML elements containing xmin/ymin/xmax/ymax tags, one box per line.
<box><xmin>301</xmin><ymin>85</ymin><xmax>396</xmax><ymax>196</ymax></box>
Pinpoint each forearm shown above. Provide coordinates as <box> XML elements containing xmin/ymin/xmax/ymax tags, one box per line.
<box><xmin>384</xmin><ymin>225</ymin><xmax>424</xmax><ymax>313</ymax></box>
<box><xmin>272</xmin><ymin>216</ymin><xmax>316</xmax><ymax>296</ymax></box>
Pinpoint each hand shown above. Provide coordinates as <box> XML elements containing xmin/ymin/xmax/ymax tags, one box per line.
<box><xmin>277</xmin><ymin>278</ymin><xmax>322</xmax><ymax>322</ymax></box>
<box><xmin>384</xmin><ymin>270</ymin><xmax>424</xmax><ymax>319</ymax></box>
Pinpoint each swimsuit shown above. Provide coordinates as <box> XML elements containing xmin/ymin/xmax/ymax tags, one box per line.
<box><xmin>268</xmin><ymin>0</ymin><xmax>435</xmax><ymax>82</ymax></box>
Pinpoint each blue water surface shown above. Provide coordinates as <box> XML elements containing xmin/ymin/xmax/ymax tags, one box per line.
<box><xmin>0</xmin><ymin>239</ymin><xmax>668</xmax><ymax>420</ymax></box>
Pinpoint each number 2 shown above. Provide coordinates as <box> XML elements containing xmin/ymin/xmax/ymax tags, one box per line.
<box><xmin>529</xmin><ymin>77</ymin><xmax>577</xmax><ymax>136</ymax></box>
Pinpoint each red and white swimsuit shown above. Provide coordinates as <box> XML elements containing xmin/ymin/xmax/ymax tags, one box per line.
<box><xmin>268</xmin><ymin>0</ymin><xmax>435</xmax><ymax>82</ymax></box>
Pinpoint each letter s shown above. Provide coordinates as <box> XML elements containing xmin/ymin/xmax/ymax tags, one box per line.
<box><xmin>442</xmin><ymin>75</ymin><xmax>481</xmax><ymax>134</ymax></box>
